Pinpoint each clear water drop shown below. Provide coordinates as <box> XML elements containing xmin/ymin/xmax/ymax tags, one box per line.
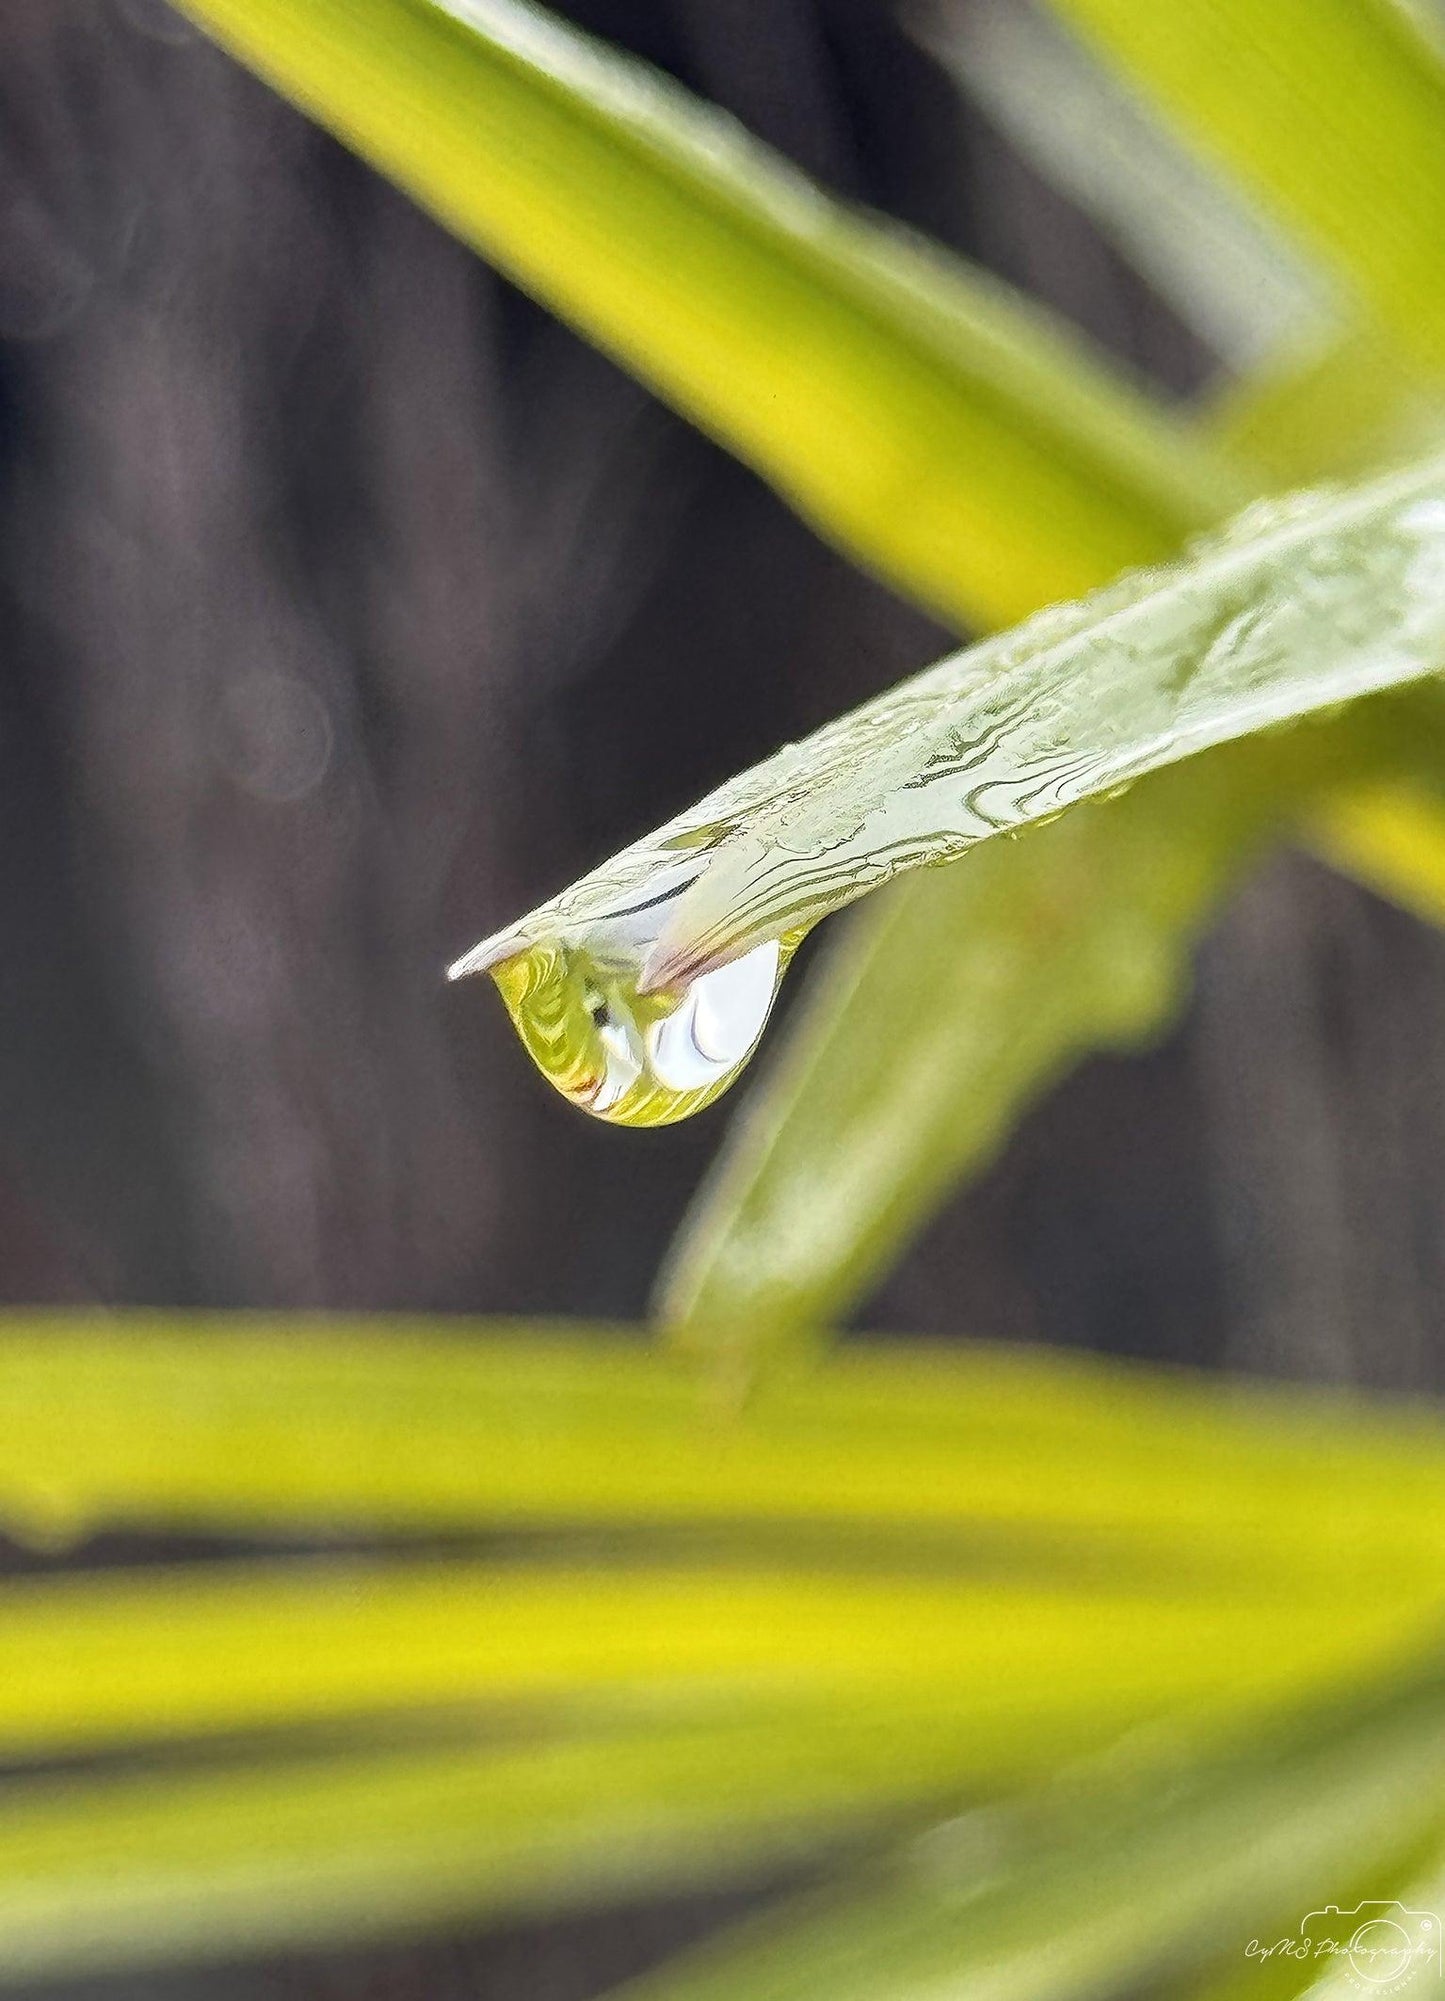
<box><xmin>487</xmin><ymin>934</ymin><xmax>799</xmax><ymax>1126</ymax></box>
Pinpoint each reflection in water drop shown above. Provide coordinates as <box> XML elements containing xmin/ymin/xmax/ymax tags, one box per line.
<box><xmin>487</xmin><ymin>935</ymin><xmax>795</xmax><ymax>1126</ymax></box>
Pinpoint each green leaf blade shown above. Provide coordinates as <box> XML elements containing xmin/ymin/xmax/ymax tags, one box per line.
<box><xmin>5</xmin><ymin>1324</ymin><xmax>1445</xmax><ymax>1977</ymax></box>
<box><xmin>171</xmin><ymin>0</ymin><xmax>1238</xmax><ymax>632</ymax></box>
<box><xmin>456</xmin><ymin>454</ymin><xmax>1445</xmax><ymax>1130</ymax></box>
<box><xmin>7</xmin><ymin>1320</ymin><xmax>1445</xmax><ymax>1588</ymax></box>
<box><xmin>6</xmin><ymin>1552</ymin><xmax>1433</xmax><ymax>1759</ymax></box>
<box><xmin>0</xmin><ymin>1702</ymin><xmax>1033</xmax><ymax>1983</ymax></box>
<box><xmin>1043</xmin><ymin>0</ymin><xmax>1445</xmax><ymax>384</ymax></box>
<box><xmin>619</xmin><ymin>1649</ymin><xmax>1445</xmax><ymax>2001</ymax></box>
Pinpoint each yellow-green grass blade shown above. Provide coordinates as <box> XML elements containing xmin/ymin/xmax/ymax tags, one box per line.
<box><xmin>1042</xmin><ymin>0</ymin><xmax>1445</xmax><ymax>386</ymax></box>
<box><xmin>0</xmin><ymin>1696</ymin><xmax>1126</xmax><ymax>1985</ymax></box>
<box><xmin>1</xmin><ymin>1550</ymin><xmax>1436</xmax><ymax>1760</ymax></box>
<box><xmin>5</xmin><ymin>1654</ymin><xmax>1443</xmax><ymax>1989</ymax></box>
<box><xmin>0</xmin><ymin>1729</ymin><xmax>847</xmax><ymax>1985</ymax></box>
<box><xmin>7</xmin><ymin>1322</ymin><xmax>1445</xmax><ymax>1584</ymax></box>
<box><xmin>8</xmin><ymin>1678</ymin><xmax>1433</xmax><ymax>1989</ymax></box>
<box><xmin>920</xmin><ymin>0</ymin><xmax>1336</xmax><ymax>373</ymax></box>
<box><xmin>921</xmin><ymin>1</ymin><xmax>1445</xmax><ymax>475</ymax></box>
<box><xmin>168</xmin><ymin>0</ymin><xmax>1238</xmax><ymax>632</ymax></box>
<box><xmin>620</xmin><ymin>1646</ymin><xmax>1445</xmax><ymax>2001</ymax></box>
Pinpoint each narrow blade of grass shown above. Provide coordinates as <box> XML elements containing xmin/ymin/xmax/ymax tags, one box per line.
<box><xmin>919</xmin><ymin>0</ymin><xmax>1334</xmax><ymax>372</ymax></box>
<box><xmin>1206</xmin><ymin>330</ymin><xmax>1445</xmax><ymax>489</ymax></box>
<box><xmin>619</xmin><ymin>1647</ymin><xmax>1445</xmax><ymax>2001</ymax></box>
<box><xmin>169</xmin><ymin>0</ymin><xmax>1236</xmax><ymax>631</ymax></box>
<box><xmin>1</xmin><ymin>1552</ymin><xmax>1432</xmax><ymax>1758</ymax></box>
<box><xmin>11</xmin><ymin>1678</ymin><xmax>1430</xmax><ymax>1988</ymax></box>
<box><xmin>6</xmin><ymin>1322</ymin><xmax>1445</xmax><ymax>1586</ymax></box>
<box><xmin>1043</xmin><ymin>0</ymin><xmax>1445</xmax><ymax>383</ymax></box>
<box><xmin>0</xmin><ymin>1697</ymin><xmax>1097</xmax><ymax>1984</ymax></box>
<box><xmin>458</xmin><ymin>453</ymin><xmax>1445</xmax><ymax>993</ymax></box>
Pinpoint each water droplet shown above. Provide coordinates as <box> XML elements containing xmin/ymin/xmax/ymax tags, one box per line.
<box><xmin>487</xmin><ymin>933</ymin><xmax>800</xmax><ymax>1126</ymax></box>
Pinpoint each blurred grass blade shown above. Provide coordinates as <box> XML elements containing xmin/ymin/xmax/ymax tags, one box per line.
<box><xmin>4</xmin><ymin>1333</ymin><xmax>1445</xmax><ymax>1976</ymax></box>
<box><xmin>658</xmin><ymin>742</ymin><xmax>1316</xmax><ymax>1336</ymax></box>
<box><xmin>919</xmin><ymin>0</ymin><xmax>1334</xmax><ymax>372</ymax></box>
<box><xmin>168</xmin><ymin>0</ymin><xmax>1237</xmax><ymax>632</ymax></box>
<box><xmin>1042</xmin><ymin>0</ymin><xmax>1445</xmax><ymax>384</ymax></box>
<box><xmin>2</xmin><ymin>1551</ymin><xmax>1434</xmax><ymax>1758</ymax></box>
<box><xmin>919</xmin><ymin>3</ymin><xmax>1445</xmax><ymax>482</ymax></box>
<box><xmin>9</xmin><ymin>1322</ymin><xmax>1445</xmax><ymax>1577</ymax></box>
<box><xmin>10</xmin><ymin>1695</ymin><xmax>1440</xmax><ymax>1989</ymax></box>
<box><xmin>0</xmin><ymin>1699</ymin><xmax>1084</xmax><ymax>1983</ymax></box>
<box><xmin>620</xmin><ymin>1648</ymin><xmax>1445</xmax><ymax>2001</ymax></box>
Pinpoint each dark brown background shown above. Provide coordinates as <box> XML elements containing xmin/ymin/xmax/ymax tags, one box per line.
<box><xmin>2</xmin><ymin>0</ymin><xmax>1444</xmax><ymax>1993</ymax></box>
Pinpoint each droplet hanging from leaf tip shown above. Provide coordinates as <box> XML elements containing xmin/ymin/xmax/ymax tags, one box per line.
<box><xmin>485</xmin><ymin>932</ymin><xmax>801</xmax><ymax>1126</ymax></box>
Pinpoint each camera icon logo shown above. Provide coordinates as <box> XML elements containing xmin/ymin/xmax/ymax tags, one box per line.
<box><xmin>1302</xmin><ymin>1903</ymin><xmax>1443</xmax><ymax>1992</ymax></box>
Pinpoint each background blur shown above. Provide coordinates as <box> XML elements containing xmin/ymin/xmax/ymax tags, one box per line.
<box><xmin>2</xmin><ymin>0</ymin><xmax>1445</xmax><ymax>1992</ymax></box>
